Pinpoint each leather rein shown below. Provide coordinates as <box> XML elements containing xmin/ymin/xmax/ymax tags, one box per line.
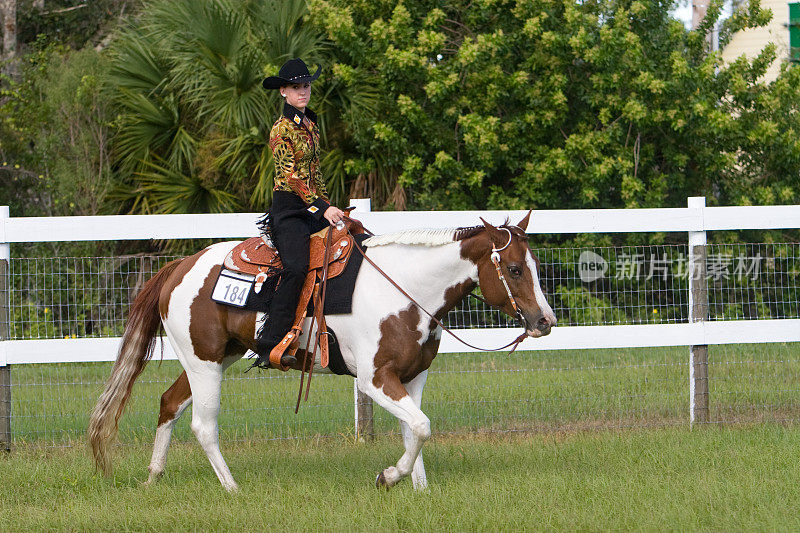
<box><xmin>347</xmin><ymin>221</ymin><xmax>529</xmax><ymax>354</ymax></box>
<box><xmin>293</xmin><ymin>218</ymin><xmax>528</xmax><ymax>411</ymax></box>
<box><xmin>294</xmin><ymin>225</ymin><xmax>334</xmax><ymax>413</ymax></box>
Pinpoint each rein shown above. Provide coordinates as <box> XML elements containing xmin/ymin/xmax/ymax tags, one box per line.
<box><xmin>294</xmin><ymin>225</ymin><xmax>334</xmax><ymax>413</ymax></box>
<box><xmin>293</xmin><ymin>219</ymin><xmax>528</xmax><ymax>412</ymax></box>
<box><xmin>347</xmin><ymin>224</ymin><xmax>529</xmax><ymax>354</ymax></box>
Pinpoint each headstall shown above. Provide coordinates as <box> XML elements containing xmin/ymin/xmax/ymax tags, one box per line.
<box><xmin>490</xmin><ymin>227</ymin><xmax>526</xmax><ymax>328</ymax></box>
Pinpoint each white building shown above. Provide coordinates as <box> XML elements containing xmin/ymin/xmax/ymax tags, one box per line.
<box><xmin>721</xmin><ymin>0</ymin><xmax>799</xmax><ymax>83</ymax></box>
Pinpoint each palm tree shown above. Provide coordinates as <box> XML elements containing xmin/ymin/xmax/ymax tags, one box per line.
<box><xmin>107</xmin><ymin>0</ymin><xmax>381</xmax><ymax>214</ymax></box>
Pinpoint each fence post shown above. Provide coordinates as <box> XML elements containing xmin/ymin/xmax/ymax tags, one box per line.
<box><xmin>688</xmin><ymin>197</ymin><xmax>709</xmax><ymax>427</ymax></box>
<box><xmin>349</xmin><ymin>198</ymin><xmax>374</xmax><ymax>441</ymax></box>
<box><xmin>0</xmin><ymin>206</ymin><xmax>11</xmax><ymax>451</ymax></box>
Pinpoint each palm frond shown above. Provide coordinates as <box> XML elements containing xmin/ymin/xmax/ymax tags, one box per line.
<box><xmin>133</xmin><ymin>158</ymin><xmax>240</xmax><ymax>214</ymax></box>
<box><xmin>112</xmin><ymin>88</ymin><xmax>182</xmax><ymax>174</ymax></box>
<box><xmin>107</xmin><ymin>28</ymin><xmax>170</xmax><ymax>95</ymax></box>
<box><xmin>109</xmin><ymin>0</ymin><xmax>381</xmax><ymax>216</ymax></box>
<box><xmin>248</xmin><ymin>0</ymin><xmax>326</xmax><ymax>64</ymax></box>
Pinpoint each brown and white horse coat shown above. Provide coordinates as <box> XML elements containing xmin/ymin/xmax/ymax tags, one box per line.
<box><xmin>88</xmin><ymin>214</ymin><xmax>556</xmax><ymax>491</ymax></box>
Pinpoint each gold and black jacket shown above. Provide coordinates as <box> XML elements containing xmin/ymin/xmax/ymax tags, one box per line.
<box><xmin>269</xmin><ymin>103</ymin><xmax>330</xmax><ymax>219</ymax></box>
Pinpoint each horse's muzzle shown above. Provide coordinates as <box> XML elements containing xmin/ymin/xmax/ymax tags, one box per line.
<box><xmin>525</xmin><ymin>313</ymin><xmax>556</xmax><ymax>338</ymax></box>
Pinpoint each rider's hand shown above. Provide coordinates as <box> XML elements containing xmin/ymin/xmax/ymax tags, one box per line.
<box><xmin>323</xmin><ymin>206</ymin><xmax>346</xmax><ymax>225</ymax></box>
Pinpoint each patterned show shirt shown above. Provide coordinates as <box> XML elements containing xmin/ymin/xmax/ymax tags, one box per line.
<box><xmin>269</xmin><ymin>103</ymin><xmax>329</xmax><ymax>213</ymax></box>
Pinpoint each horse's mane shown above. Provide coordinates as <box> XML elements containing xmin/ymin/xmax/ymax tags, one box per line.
<box><xmin>362</xmin><ymin>225</ymin><xmax>486</xmax><ymax>247</ymax></box>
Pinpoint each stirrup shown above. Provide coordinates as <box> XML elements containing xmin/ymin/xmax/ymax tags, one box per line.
<box><xmin>246</xmin><ymin>352</ymin><xmax>297</xmax><ymax>372</ymax></box>
<box><xmin>268</xmin><ymin>327</ymin><xmax>301</xmax><ymax>371</ymax></box>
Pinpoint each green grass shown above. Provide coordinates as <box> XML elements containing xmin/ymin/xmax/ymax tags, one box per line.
<box><xmin>3</xmin><ymin>425</ymin><xmax>800</xmax><ymax>531</ymax></box>
<box><xmin>8</xmin><ymin>343</ymin><xmax>800</xmax><ymax>445</ymax></box>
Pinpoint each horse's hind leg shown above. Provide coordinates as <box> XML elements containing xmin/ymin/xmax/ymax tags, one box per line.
<box><xmin>185</xmin><ymin>359</ymin><xmax>239</xmax><ymax>492</ymax></box>
<box><xmin>146</xmin><ymin>371</ymin><xmax>192</xmax><ymax>485</ymax></box>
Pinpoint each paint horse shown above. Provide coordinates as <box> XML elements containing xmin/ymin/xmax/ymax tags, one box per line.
<box><xmin>88</xmin><ymin>213</ymin><xmax>556</xmax><ymax>491</ymax></box>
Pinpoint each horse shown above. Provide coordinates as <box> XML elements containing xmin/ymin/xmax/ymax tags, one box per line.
<box><xmin>88</xmin><ymin>212</ymin><xmax>556</xmax><ymax>491</ymax></box>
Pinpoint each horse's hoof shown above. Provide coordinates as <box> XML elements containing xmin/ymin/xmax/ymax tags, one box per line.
<box><xmin>375</xmin><ymin>471</ymin><xmax>390</xmax><ymax>490</ymax></box>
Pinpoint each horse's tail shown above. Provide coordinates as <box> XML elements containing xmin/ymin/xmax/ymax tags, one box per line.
<box><xmin>88</xmin><ymin>258</ymin><xmax>184</xmax><ymax>476</ymax></box>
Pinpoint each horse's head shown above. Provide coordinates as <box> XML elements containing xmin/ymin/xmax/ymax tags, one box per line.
<box><xmin>471</xmin><ymin>212</ymin><xmax>557</xmax><ymax>338</ymax></box>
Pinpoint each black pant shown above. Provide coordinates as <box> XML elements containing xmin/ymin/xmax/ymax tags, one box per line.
<box><xmin>257</xmin><ymin>193</ymin><xmax>328</xmax><ymax>351</ymax></box>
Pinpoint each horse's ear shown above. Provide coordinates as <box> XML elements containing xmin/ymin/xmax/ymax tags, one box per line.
<box><xmin>480</xmin><ymin>217</ymin><xmax>506</xmax><ymax>246</ymax></box>
<box><xmin>517</xmin><ymin>210</ymin><xmax>532</xmax><ymax>231</ymax></box>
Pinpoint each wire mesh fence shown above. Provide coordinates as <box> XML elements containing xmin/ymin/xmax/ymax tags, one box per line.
<box><xmin>3</xmin><ymin>242</ymin><xmax>800</xmax><ymax>445</ymax></box>
<box><xmin>7</xmin><ymin>255</ymin><xmax>180</xmax><ymax>340</ymax></box>
<box><xmin>8</xmin><ymin>243</ymin><xmax>799</xmax><ymax>339</ymax></box>
<box><xmin>9</xmin><ymin>342</ymin><xmax>800</xmax><ymax>446</ymax></box>
<box><xmin>705</xmin><ymin>342</ymin><xmax>800</xmax><ymax>424</ymax></box>
<box><xmin>705</xmin><ymin>243</ymin><xmax>800</xmax><ymax>321</ymax></box>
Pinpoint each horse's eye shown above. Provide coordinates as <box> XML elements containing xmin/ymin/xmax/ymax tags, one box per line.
<box><xmin>508</xmin><ymin>265</ymin><xmax>522</xmax><ymax>277</ymax></box>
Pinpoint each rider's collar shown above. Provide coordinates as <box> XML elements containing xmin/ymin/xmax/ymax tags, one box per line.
<box><xmin>282</xmin><ymin>102</ymin><xmax>317</xmax><ymax>127</ymax></box>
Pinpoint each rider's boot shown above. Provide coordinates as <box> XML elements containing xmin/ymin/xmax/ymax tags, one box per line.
<box><xmin>251</xmin><ymin>335</ymin><xmax>297</xmax><ymax>370</ymax></box>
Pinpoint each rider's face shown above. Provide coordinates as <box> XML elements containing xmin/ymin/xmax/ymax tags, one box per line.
<box><xmin>281</xmin><ymin>82</ymin><xmax>311</xmax><ymax>111</ymax></box>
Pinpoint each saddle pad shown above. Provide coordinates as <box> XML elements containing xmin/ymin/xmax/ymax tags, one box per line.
<box><xmin>317</xmin><ymin>233</ymin><xmax>369</xmax><ymax>315</ymax></box>
<box><xmin>211</xmin><ymin>268</ymin><xmax>279</xmax><ymax>312</ymax></box>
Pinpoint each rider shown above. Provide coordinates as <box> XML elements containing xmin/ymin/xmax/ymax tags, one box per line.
<box><xmin>253</xmin><ymin>58</ymin><xmax>346</xmax><ymax>369</ymax></box>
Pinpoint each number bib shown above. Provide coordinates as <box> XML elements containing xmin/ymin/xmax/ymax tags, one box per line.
<box><xmin>211</xmin><ymin>269</ymin><xmax>255</xmax><ymax>308</ymax></box>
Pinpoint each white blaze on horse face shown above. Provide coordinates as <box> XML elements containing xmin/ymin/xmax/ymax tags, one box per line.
<box><xmin>526</xmin><ymin>249</ymin><xmax>556</xmax><ymax>329</ymax></box>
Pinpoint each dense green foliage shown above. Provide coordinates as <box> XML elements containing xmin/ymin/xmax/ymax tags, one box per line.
<box><xmin>0</xmin><ymin>43</ymin><xmax>111</xmax><ymax>217</ymax></box>
<box><xmin>0</xmin><ymin>1</ymin><xmax>134</xmax><ymax>218</ymax></box>
<box><xmin>1</xmin><ymin>0</ymin><xmax>799</xmax><ymax>216</ymax></box>
<box><xmin>107</xmin><ymin>0</ymin><xmax>380</xmax><ymax>214</ymax></box>
<box><xmin>310</xmin><ymin>0</ymin><xmax>800</xmax><ymax>210</ymax></box>
<box><xmin>17</xmin><ymin>0</ymin><xmax>138</xmax><ymax>50</ymax></box>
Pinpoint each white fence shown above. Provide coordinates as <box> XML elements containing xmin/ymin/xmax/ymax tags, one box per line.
<box><xmin>1</xmin><ymin>198</ymin><xmax>799</xmax><ymax>447</ymax></box>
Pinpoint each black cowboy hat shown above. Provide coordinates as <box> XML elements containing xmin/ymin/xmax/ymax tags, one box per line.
<box><xmin>262</xmin><ymin>58</ymin><xmax>321</xmax><ymax>90</ymax></box>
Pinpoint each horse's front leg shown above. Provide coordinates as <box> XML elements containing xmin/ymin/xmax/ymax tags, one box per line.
<box><xmin>358</xmin><ymin>370</ymin><xmax>431</xmax><ymax>489</ymax></box>
<box><xmin>400</xmin><ymin>370</ymin><xmax>429</xmax><ymax>490</ymax></box>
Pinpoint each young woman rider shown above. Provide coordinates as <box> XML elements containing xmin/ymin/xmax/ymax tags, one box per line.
<box><xmin>253</xmin><ymin>58</ymin><xmax>345</xmax><ymax>369</ymax></box>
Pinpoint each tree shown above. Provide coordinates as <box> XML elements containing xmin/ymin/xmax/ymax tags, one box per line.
<box><xmin>1</xmin><ymin>0</ymin><xmax>17</xmax><ymax>77</ymax></box>
<box><xmin>107</xmin><ymin>0</ymin><xmax>382</xmax><ymax>214</ymax></box>
<box><xmin>308</xmin><ymin>0</ymin><xmax>799</xmax><ymax>211</ymax></box>
<box><xmin>0</xmin><ymin>43</ymin><xmax>112</xmax><ymax>218</ymax></box>
<box><xmin>17</xmin><ymin>0</ymin><xmax>139</xmax><ymax>51</ymax></box>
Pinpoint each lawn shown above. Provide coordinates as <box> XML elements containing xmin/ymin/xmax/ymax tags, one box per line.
<box><xmin>2</xmin><ymin>425</ymin><xmax>800</xmax><ymax>531</ymax></box>
<box><xmin>8</xmin><ymin>343</ymin><xmax>800</xmax><ymax>444</ymax></box>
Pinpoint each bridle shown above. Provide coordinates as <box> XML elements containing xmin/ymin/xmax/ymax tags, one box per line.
<box><xmin>488</xmin><ymin>227</ymin><xmax>528</xmax><ymax>331</ymax></box>
<box><xmin>346</xmin><ymin>221</ymin><xmax>530</xmax><ymax>353</ymax></box>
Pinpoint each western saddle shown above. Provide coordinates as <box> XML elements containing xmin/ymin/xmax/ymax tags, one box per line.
<box><xmin>223</xmin><ymin>216</ymin><xmax>365</xmax><ymax>372</ymax></box>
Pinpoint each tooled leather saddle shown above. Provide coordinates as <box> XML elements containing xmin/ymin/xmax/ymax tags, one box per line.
<box><xmin>223</xmin><ymin>217</ymin><xmax>365</xmax><ymax>372</ymax></box>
